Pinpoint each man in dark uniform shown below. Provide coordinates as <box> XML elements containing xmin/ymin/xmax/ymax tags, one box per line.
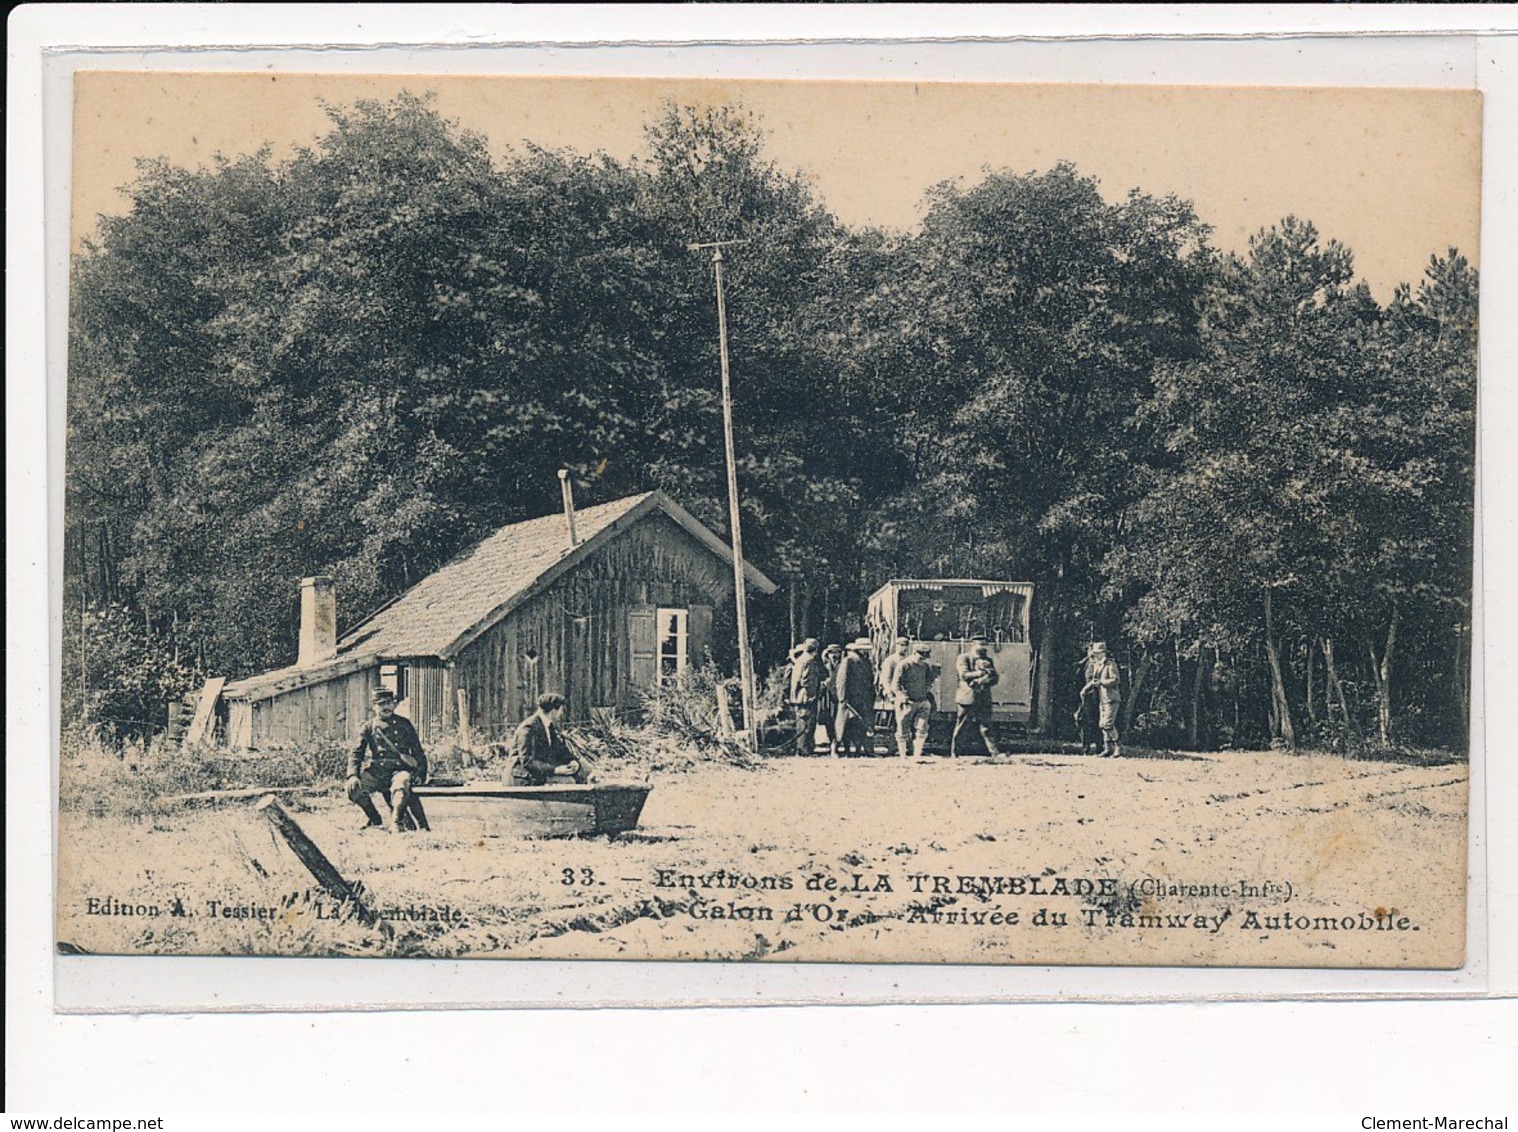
<box><xmin>788</xmin><ymin>638</ymin><xmax>822</xmax><ymax>756</ymax></box>
<box><xmin>347</xmin><ymin>687</ymin><xmax>429</xmax><ymax>832</ymax></box>
<box><xmin>509</xmin><ymin>692</ymin><xmax>589</xmax><ymax>785</ymax></box>
<box><xmin>835</xmin><ymin>639</ymin><xmax>877</xmax><ymax>756</ymax></box>
<box><xmin>950</xmin><ymin>637</ymin><xmax>1001</xmax><ymax>757</ymax></box>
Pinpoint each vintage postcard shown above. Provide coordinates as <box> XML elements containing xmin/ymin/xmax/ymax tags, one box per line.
<box><xmin>55</xmin><ymin>70</ymin><xmax>1480</xmax><ymax>970</ymax></box>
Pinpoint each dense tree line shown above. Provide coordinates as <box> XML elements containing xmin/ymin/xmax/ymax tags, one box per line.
<box><xmin>65</xmin><ymin>94</ymin><xmax>1475</xmax><ymax>751</ymax></box>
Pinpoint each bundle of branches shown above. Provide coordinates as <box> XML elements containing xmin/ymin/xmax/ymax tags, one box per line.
<box><xmin>563</xmin><ymin>670</ymin><xmax>767</xmax><ymax>776</ymax></box>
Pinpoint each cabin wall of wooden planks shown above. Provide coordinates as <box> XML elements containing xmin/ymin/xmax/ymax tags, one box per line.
<box><xmin>234</xmin><ymin>667</ymin><xmax>376</xmax><ymax>750</ymax></box>
<box><xmin>449</xmin><ymin>511</ymin><xmax>733</xmax><ymax>736</ymax></box>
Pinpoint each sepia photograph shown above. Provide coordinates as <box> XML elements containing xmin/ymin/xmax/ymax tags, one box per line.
<box><xmin>54</xmin><ymin>70</ymin><xmax>1481</xmax><ymax>969</ymax></box>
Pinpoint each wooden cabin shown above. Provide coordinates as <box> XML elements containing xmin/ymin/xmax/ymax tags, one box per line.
<box><xmin>221</xmin><ymin>491</ymin><xmax>777</xmax><ymax>750</ymax></box>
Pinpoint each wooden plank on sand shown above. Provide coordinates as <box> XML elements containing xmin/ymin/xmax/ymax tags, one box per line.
<box><xmin>162</xmin><ymin>785</ymin><xmax>323</xmax><ymax>808</ymax></box>
<box><xmin>254</xmin><ymin>795</ymin><xmax>378</xmax><ymax>926</ymax></box>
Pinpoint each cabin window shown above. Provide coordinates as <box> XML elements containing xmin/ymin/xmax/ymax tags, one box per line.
<box><xmin>657</xmin><ymin>607</ymin><xmax>689</xmax><ymax>679</ymax></box>
<box><xmin>379</xmin><ymin>664</ymin><xmax>407</xmax><ymax>701</ymax></box>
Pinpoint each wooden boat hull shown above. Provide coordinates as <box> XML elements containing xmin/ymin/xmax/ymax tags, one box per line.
<box><xmin>413</xmin><ymin>782</ymin><xmax>652</xmax><ymax>838</ymax></box>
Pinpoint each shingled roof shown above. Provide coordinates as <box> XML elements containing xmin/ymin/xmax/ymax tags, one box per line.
<box><xmin>225</xmin><ymin>491</ymin><xmax>776</xmax><ymax>702</ymax></box>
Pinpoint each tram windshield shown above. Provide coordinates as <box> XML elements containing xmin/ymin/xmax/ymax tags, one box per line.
<box><xmin>895</xmin><ymin>586</ymin><xmax>1027</xmax><ymax>643</ymax></box>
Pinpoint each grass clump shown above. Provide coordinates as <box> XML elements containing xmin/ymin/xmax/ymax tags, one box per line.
<box><xmin>58</xmin><ymin>729</ymin><xmax>344</xmax><ymax>819</ymax></box>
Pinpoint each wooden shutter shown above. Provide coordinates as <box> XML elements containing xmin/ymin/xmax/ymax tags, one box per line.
<box><xmin>688</xmin><ymin>604</ymin><xmax>713</xmax><ymax>668</ymax></box>
<box><xmin>628</xmin><ymin>604</ymin><xmax>658</xmax><ymax>692</ymax></box>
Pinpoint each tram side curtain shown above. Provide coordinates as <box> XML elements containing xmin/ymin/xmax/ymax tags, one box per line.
<box><xmin>987</xmin><ymin>592</ymin><xmax>1028</xmax><ymax>643</ymax></box>
<box><xmin>628</xmin><ymin>604</ymin><xmax>658</xmax><ymax>693</ymax></box>
<box><xmin>688</xmin><ymin>604</ymin><xmax>713</xmax><ymax>668</ymax></box>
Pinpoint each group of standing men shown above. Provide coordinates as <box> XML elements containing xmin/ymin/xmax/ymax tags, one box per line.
<box><xmin>785</xmin><ymin>638</ymin><xmax>854</xmax><ymax>758</ymax></box>
<box><xmin>786</xmin><ymin>635</ymin><xmax>1004</xmax><ymax>759</ymax></box>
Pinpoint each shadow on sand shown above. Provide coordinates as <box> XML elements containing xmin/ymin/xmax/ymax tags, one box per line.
<box><xmin>929</xmin><ymin>740</ymin><xmax>1210</xmax><ymax>763</ymax></box>
<box><xmin>1333</xmin><ymin>745</ymin><xmax>1467</xmax><ymax>768</ymax></box>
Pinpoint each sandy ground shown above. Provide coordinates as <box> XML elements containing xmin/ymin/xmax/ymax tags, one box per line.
<box><xmin>55</xmin><ymin>748</ymin><xmax>1468</xmax><ymax>967</ymax></box>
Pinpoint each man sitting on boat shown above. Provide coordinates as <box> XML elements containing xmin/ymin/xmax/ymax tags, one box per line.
<box><xmin>508</xmin><ymin>692</ymin><xmax>590</xmax><ymax>786</ymax></box>
<box><xmin>347</xmin><ymin>687</ymin><xmax>429</xmax><ymax>832</ymax></box>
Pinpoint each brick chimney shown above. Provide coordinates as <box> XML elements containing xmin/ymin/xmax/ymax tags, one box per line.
<box><xmin>297</xmin><ymin>576</ymin><xmax>337</xmax><ymax>667</ymax></box>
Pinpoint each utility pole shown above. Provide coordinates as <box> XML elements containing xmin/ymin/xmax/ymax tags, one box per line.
<box><xmin>690</xmin><ymin>238</ymin><xmax>757</xmax><ymax>750</ymax></box>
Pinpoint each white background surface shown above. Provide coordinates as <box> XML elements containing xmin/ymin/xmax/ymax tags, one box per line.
<box><xmin>9</xmin><ymin>4</ymin><xmax>1518</xmax><ymax>1112</ymax></box>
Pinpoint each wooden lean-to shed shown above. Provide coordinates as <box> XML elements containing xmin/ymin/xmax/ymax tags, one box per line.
<box><xmin>221</xmin><ymin>491</ymin><xmax>777</xmax><ymax>750</ymax></box>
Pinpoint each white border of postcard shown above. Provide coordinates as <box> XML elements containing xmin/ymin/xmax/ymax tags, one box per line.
<box><xmin>18</xmin><ymin>3</ymin><xmax>1517</xmax><ymax>1013</ymax></box>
